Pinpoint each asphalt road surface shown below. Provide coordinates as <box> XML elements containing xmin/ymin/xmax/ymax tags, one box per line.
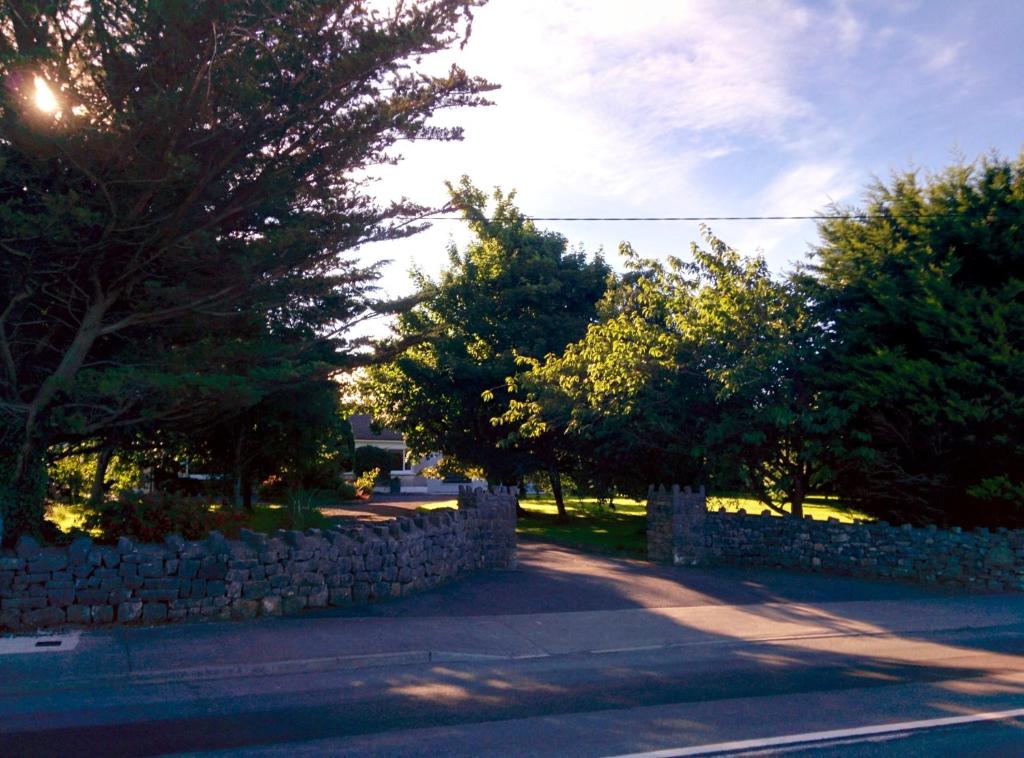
<box><xmin>3</xmin><ymin>540</ymin><xmax>1024</xmax><ymax>757</ymax></box>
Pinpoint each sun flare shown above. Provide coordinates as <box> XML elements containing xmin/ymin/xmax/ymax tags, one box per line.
<box><xmin>33</xmin><ymin>76</ymin><xmax>59</xmax><ymax>113</ymax></box>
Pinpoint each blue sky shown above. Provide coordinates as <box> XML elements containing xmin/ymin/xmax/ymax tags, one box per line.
<box><xmin>363</xmin><ymin>0</ymin><xmax>1024</xmax><ymax>308</ymax></box>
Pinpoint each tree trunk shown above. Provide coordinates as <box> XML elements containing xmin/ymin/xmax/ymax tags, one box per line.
<box><xmin>789</xmin><ymin>467</ymin><xmax>807</xmax><ymax>519</ymax></box>
<box><xmin>88</xmin><ymin>446</ymin><xmax>114</xmax><ymax>506</ymax></box>
<box><xmin>242</xmin><ymin>476</ymin><xmax>254</xmax><ymax>513</ymax></box>
<box><xmin>515</xmin><ymin>476</ymin><xmax>528</xmax><ymax>517</ymax></box>
<box><xmin>0</xmin><ymin>436</ymin><xmax>49</xmax><ymax>546</ymax></box>
<box><xmin>548</xmin><ymin>464</ymin><xmax>568</xmax><ymax>521</ymax></box>
<box><xmin>232</xmin><ymin>425</ymin><xmax>246</xmax><ymax>511</ymax></box>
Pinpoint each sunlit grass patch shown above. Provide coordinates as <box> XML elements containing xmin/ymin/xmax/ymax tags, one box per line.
<box><xmin>707</xmin><ymin>493</ymin><xmax>867</xmax><ymax>523</ymax></box>
<box><xmin>45</xmin><ymin>502</ymin><xmax>92</xmax><ymax>534</ymax></box>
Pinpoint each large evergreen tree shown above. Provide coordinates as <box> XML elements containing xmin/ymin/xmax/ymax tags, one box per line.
<box><xmin>0</xmin><ymin>0</ymin><xmax>493</xmax><ymax>543</ymax></box>
<box><xmin>812</xmin><ymin>153</ymin><xmax>1024</xmax><ymax>527</ymax></box>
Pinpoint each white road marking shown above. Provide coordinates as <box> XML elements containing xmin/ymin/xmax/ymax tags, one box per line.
<box><xmin>604</xmin><ymin>707</ymin><xmax>1024</xmax><ymax>757</ymax></box>
<box><xmin>0</xmin><ymin>631</ymin><xmax>80</xmax><ymax>655</ymax></box>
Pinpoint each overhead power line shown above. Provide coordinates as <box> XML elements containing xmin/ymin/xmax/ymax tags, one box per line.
<box><xmin>404</xmin><ymin>212</ymin><xmax>975</xmax><ymax>222</ymax></box>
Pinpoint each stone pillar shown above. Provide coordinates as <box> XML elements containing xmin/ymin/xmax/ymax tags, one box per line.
<box><xmin>646</xmin><ymin>484</ymin><xmax>707</xmax><ymax>565</ymax></box>
<box><xmin>458</xmin><ymin>485</ymin><xmax>518</xmax><ymax>570</ymax></box>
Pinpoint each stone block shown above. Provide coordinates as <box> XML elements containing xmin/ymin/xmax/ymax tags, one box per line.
<box><xmin>260</xmin><ymin>595</ymin><xmax>282</xmax><ymax>616</ymax></box>
<box><xmin>205</xmin><ymin>580</ymin><xmax>226</xmax><ymax>597</ymax></box>
<box><xmin>137</xmin><ymin>589</ymin><xmax>178</xmax><ymax>602</ymax></box>
<box><xmin>15</xmin><ymin>535</ymin><xmax>42</xmax><ymax>560</ymax></box>
<box><xmin>1</xmin><ymin>608</ymin><xmax>23</xmax><ymax>629</ymax></box>
<box><xmin>143</xmin><ymin>577</ymin><xmax>180</xmax><ymax>591</ymax></box>
<box><xmin>307</xmin><ymin>587</ymin><xmax>328</xmax><ymax>608</ymax></box>
<box><xmin>242</xmin><ymin>581</ymin><xmax>269</xmax><ymax>600</ymax></box>
<box><xmin>269</xmin><ymin>574</ymin><xmax>290</xmax><ymax>590</ymax></box>
<box><xmin>206</xmin><ymin>531</ymin><xmax>230</xmax><ymax>555</ymax></box>
<box><xmin>241</xmin><ymin>529</ymin><xmax>268</xmax><ymax>549</ymax></box>
<box><xmin>179</xmin><ymin>559</ymin><xmax>200</xmax><ymax>579</ymax></box>
<box><xmin>328</xmin><ymin>588</ymin><xmax>352</xmax><ymax>606</ymax></box>
<box><xmin>142</xmin><ymin>602</ymin><xmax>168</xmax><ymax>623</ymax></box>
<box><xmin>352</xmin><ymin>582</ymin><xmax>372</xmax><ymax>603</ymax></box>
<box><xmin>986</xmin><ymin>545</ymin><xmax>1014</xmax><ymax>569</ymax></box>
<box><xmin>123</xmin><ymin>575</ymin><xmax>144</xmax><ymax>590</ymax></box>
<box><xmin>230</xmin><ymin>599</ymin><xmax>260</xmax><ymax>620</ymax></box>
<box><xmin>0</xmin><ymin>556</ymin><xmax>22</xmax><ymax>571</ymax></box>
<box><xmin>24</xmin><ymin>606</ymin><xmax>65</xmax><ymax>627</ymax></box>
<box><xmin>76</xmin><ymin>588</ymin><xmax>110</xmax><ymax>605</ymax></box>
<box><xmin>47</xmin><ymin>587</ymin><xmax>76</xmax><ymax>607</ymax></box>
<box><xmin>3</xmin><ymin>596</ymin><xmax>46</xmax><ymax>610</ymax></box>
<box><xmin>281</xmin><ymin>596</ymin><xmax>305</xmax><ymax>615</ymax></box>
<box><xmin>138</xmin><ymin>562</ymin><xmax>163</xmax><ymax>578</ymax></box>
<box><xmin>33</xmin><ymin>552</ymin><xmax>70</xmax><ymax>573</ymax></box>
<box><xmin>65</xmin><ymin>604</ymin><xmax>90</xmax><ymax>624</ymax></box>
<box><xmin>119</xmin><ymin>562</ymin><xmax>138</xmax><ymax>579</ymax></box>
<box><xmin>197</xmin><ymin>560</ymin><xmax>227</xmax><ymax>580</ymax></box>
<box><xmin>91</xmin><ymin>604</ymin><xmax>115</xmax><ymax>624</ymax></box>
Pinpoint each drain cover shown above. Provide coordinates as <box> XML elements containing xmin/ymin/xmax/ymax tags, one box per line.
<box><xmin>0</xmin><ymin>632</ymin><xmax>80</xmax><ymax>655</ymax></box>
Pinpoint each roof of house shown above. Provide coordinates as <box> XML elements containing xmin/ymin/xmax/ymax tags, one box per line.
<box><xmin>349</xmin><ymin>413</ymin><xmax>404</xmax><ymax>442</ymax></box>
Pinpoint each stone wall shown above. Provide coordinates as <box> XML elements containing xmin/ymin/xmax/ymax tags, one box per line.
<box><xmin>0</xmin><ymin>486</ymin><xmax>517</xmax><ymax>631</ymax></box>
<box><xmin>646</xmin><ymin>485</ymin><xmax>1024</xmax><ymax>592</ymax></box>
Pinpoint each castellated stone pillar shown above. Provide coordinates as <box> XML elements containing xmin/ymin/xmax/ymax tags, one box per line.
<box><xmin>646</xmin><ymin>484</ymin><xmax>707</xmax><ymax>565</ymax></box>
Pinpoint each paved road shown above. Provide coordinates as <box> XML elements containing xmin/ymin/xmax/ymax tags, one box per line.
<box><xmin>3</xmin><ymin>539</ymin><xmax>1024</xmax><ymax>756</ymax></box>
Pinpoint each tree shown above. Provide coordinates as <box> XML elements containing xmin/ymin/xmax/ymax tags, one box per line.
<box><xmin>358</xmin><ymin>178</ymin><xmax>610</xmax><ymax>517</ymax></box>
<box><xmin>0</xmin><ymin>1</ymin><xmax>493</xmax><ymax>543</ymax></box>
<box><xmin>504</xmin><ymin>245</ymin><xmax>709</xmax><ymax>501</ymax></box>
<box><xmin>508</xmin><ymin>234</ymin><xmax>832</xmax><ymax>515</ymax></box>
<box><xmin>812</xmin><ymin>153</ymin><xmax>1024</xmax><ymax>527</ymax></box>
<box><xmin>683</xmin><ymin>231</ymin><xmax>834</xmax><ymax>518</ymax></box>
<box><xmin>179</xmin><ymin>379</ymin><xmax>355</xmax><ymax>508</ymax></box>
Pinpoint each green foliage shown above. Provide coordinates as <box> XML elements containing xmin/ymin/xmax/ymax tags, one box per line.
<box><xmin>84</xmin><ymin>492</ymin><xmax>246</xmax><ymax>543</ymax></box>
<box><xmin>0</xmin><ymin>1</ymin><xmax>492</xmax><ymax>542</ymax></box>
<box><xmin>47</xmin><ymin>450</ymin><xmax>142</xmax><ymax>504</ymax></box>
<box><xmin>353</xmin><ymin>446</ymin><xmax>393</xmax><ymax>482</ymax></box>
<box><xmin>354</xmin><ymin>468</ymin><xmax>381</xmax><ymax>498</ymax></box>
<box><xmin>811</xmin><ymin>153</ymin><xmax>1024</xmax><ymax>526</ymax></box>
<box><xmin>357</xmin><ymin>178</ymin><xmax>610</xmax><ymax>488</ymax></box>
<box><xmin>506</xmin><ymin>234</ymin><xmax>833</xmax><ymax>514</ymax></box>
<box><xmin>180</xmin><ymin>380</ymin><xmax>356</xmax><ymax>501</ymax></box>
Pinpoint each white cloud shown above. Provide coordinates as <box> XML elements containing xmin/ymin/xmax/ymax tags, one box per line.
<box><xmin>362</xmin><ymin>0</ymin><xmax>989</xmax><ymax>295</ymax></box>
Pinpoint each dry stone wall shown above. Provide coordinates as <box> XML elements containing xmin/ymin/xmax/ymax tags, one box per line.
<box><xmin>647</xmin><ymin>485</ymin><xmax>1024</xmax><ymax>592</ymax></box>
<box><xmin>1</xmin><ymin>486</ymin><xmax>517</xmax><ymax>631</ymax></box>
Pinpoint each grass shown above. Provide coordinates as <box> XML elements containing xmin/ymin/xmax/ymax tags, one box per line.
<box><xmin>706</xmin><ymin>493</ymin><xmax>866</xmax><ymax>524</ymax></box>
<box><xmin>45</xmin><ymin>502</ymin><xmax>91</xmax><ymax>534</ymax></box>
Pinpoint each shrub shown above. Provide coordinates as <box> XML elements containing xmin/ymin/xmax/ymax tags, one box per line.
<box><xmin>84</xmin><ymin>491</ymin><xmax>246</xmax><ymax>542</ymax></box>
<box><xmin>354</xmin><ymin>446</ymin><xmax>393</xmax><ymax>482</ymax></box>
<box><xmin>354</xmin><ymin>468</ymin><xmax>380</xmax><ymax>499</ymax></box>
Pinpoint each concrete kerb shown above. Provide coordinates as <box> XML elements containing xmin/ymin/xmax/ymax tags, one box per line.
<box><xmin>7</xmin><ymin>593</ymin><xmax>1024</xmax><ymax>696</ymax></box>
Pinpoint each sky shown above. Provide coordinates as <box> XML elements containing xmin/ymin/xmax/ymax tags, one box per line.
<box><xmin>359</xmin><ymin>0</ymin><xmax>1024</xmax><ymax>312</ymax></box>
